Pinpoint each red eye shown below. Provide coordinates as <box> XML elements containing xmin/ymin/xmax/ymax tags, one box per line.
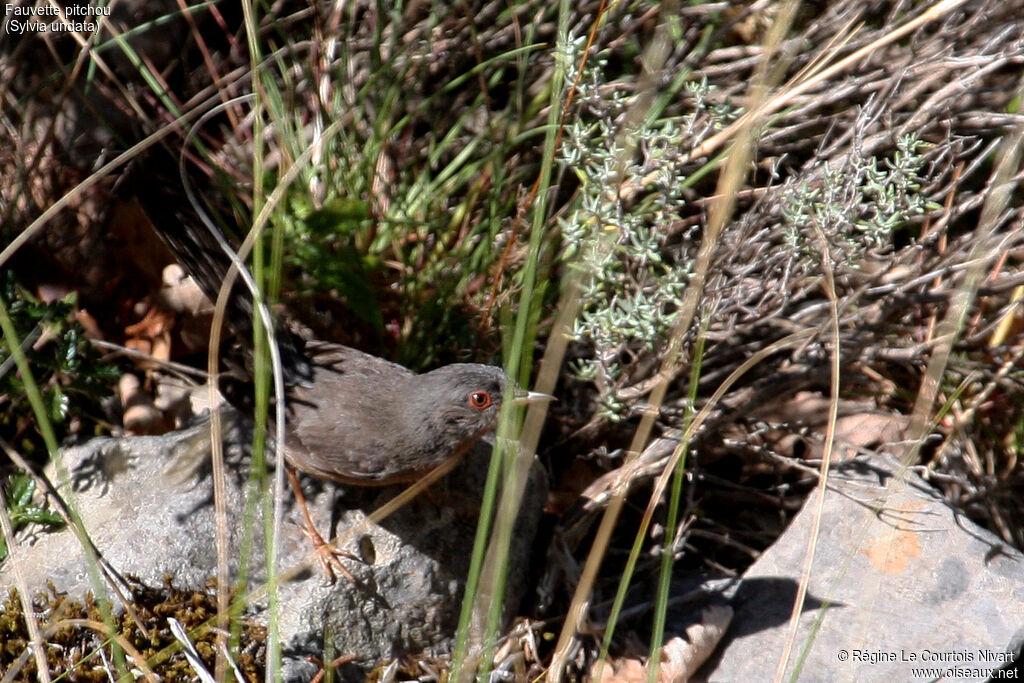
<box><xmin>469</xmin><ymin>391</ymin><xmax>493</xmax><ymax>410</ymax></box>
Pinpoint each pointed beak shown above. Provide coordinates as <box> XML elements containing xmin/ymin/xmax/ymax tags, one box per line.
<box><xmin>512</xmin><ymin>389</ymin><xmax>556</xmax><ymax>406</ymax></box>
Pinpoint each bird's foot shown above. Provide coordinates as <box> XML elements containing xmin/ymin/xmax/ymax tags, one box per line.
<box><xmin>301</xmin><ymin>522</ymin><xmax>359</xmax><ymax>584</ymax></box>
<box><xmin>307</xmin><ymin>653</ymin><xmax>358</xmax><ymax>683</ymax></box>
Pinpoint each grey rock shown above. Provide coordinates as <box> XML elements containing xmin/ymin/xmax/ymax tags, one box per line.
<box><xmin>0</xmin><ymin>410</ymin><xmax>546</xmax><ymax>678</ymax></box>
<box><xmin>700</xmin><ymin>454</ymin><xmax>1024</xmax><ymax>682</ymax></box>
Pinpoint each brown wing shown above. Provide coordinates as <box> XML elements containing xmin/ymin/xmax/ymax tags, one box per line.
<box><xmin>283</xmin><ymin>341</ymin><xmax>419</xmax><ymax>484</ymax></box>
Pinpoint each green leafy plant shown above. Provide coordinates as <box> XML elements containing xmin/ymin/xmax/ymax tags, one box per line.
<box><xmin>0</xmin><ymin>474</ymin><xmax>64</xmax><ymax>561</ymax></box>
<box><xmin>276</xmin><ymin>196</ymin><xmax>384</xmax><ymax>332</ymax></box>
<box><xmin>558</xmin><ymin>71</ymin><xmax>732</xmax><ymax>421</ymax></box>
<box><xmin>781</xmin><ymin>133</ymin><xmax>940</xmax><ymax>261</ymax></box>
<box><xmin>0</xmin><ymin>273</ymin><xmax>119</xmax><ymax>458</ymax></box>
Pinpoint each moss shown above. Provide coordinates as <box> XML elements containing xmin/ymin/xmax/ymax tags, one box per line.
<box><xmin>0</xmin><ymin>577</ymin><xmax>265</xmax><ymax>680</ymax></box>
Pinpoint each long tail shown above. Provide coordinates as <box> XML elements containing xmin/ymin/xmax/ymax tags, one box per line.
<box><xmin>130</xmin><ymin>145</ymin><xmax>312</xmax><ymax>385</ymax></box>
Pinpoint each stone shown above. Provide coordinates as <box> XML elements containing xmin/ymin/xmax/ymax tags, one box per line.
<box><xmin>0</xmin><ymin>410</ymin><xmax>546</xmax><ymax>680</ymax></box>
<box><xmin>699</xmin><ymin>454</ymin><xmax>1024</xmax><ymax>682</ymax></box>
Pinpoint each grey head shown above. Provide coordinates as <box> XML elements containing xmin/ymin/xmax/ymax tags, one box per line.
<box><xmin>404</xmin><ymin>364</ymin><xmax>554</xmax><ymax>461</ymax></box>
<box><xmin>406</xmin><ymin>364</ymin><xmax>509</xmax><ymax>455</ymax></box>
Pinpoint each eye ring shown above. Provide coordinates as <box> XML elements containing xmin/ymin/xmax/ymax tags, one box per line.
<box><xmin>469</xmin><ymin>391</ymin><xmax>493</xmax><ymax>410</ymax></box>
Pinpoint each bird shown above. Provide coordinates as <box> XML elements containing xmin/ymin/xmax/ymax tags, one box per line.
<box><xmin>130</xmin><ymin>147</ymin><xmax>550</xmax><ymax>579</ymax></box>
<box><xmin>284</xmin><ymin>341</ymin><xmax>510</xmax><ymax>486</ymax></box>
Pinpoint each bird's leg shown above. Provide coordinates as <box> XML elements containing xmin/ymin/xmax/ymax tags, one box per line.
<box><xmin>286</xmin><ymin>466</ymin><xmax>358</xmax><ymax>583</ymax></box>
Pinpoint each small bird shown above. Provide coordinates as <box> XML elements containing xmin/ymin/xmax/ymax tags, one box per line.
<box><xmin>131</xmin><ymin>148</ymin><xmax>549</xmax><ymax>579</ymax></box>
<box><xmin>284</xmin><ymin>341</ymin><xmax>511</xmax><ymax>486</ymax></box>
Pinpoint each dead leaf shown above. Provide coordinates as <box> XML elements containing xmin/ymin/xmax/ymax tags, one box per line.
<box><xmin>589</xmin><ymin>606</ymin><xmax>733</xmax><ymax>683</ymax></box>
<box><xmin>751</xmin><ymin>391</ymin><xmax>908</xmax><ymax>461</ymax></box>
<box><xmin>590</xmin><ymin>654</ymin><xmax>645</xmax><ymax>683</ymax></box>
<box><xmin>125</xmin><ymin>304</ymin><xmax>174</xmax><ymax>364</ymax></box>
<box><xmin>658</xmin><ymin>605</ymin><xmax>733</xmax><ymax>682</ymax></box>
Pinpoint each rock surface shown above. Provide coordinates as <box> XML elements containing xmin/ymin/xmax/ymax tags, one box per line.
<box><xmin>0</xmin><ymin>411</ymin><xmax>546</xmax><ymax>680</ymax></box>
<box><xmin>699</xmin><ymin>453</ymin><xmax>1024</xmax><ymax>682</ymax></box>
